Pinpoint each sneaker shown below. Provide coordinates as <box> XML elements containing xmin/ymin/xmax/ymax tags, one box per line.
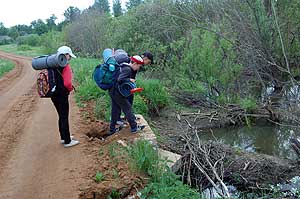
<box><xmin>107</xmin><ymin>126</ymin><xmax>123</xmax><ymax>136</ymax></box>
<box><xmin>60</xmin><ymin>136</ymin><xmax>74</xmax><ymax>144</ymax></box>
<box><xmin>116</xmin><ymin>120</ymin><xmax>124</xmax><ymax>126</ymax></box>
<box><xmin>131</xmin><ymin>125</ymin><xmax>145</xmax><ymax>134</ymax></box>
<box><xmin>64</xmin><ymin>139</ymin><xmax>80</xmax><ymax>148</ymax></box>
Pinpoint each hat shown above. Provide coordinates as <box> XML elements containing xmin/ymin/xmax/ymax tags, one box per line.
<box><xmin>57</xmin><ymin>46</ymin><xmax>77</xmax><ymax>58</ymax></box>
<box><xmin>130</xmin><ymin>55</ymin><xmax>144</xmax><ymax>65</ymax></box>
<box><xmin>142</xmin><ymin>51</ymin><xmax>153</xmax><ymax>64</ymax></box>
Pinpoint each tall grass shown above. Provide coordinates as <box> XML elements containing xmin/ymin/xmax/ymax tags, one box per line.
<box><xmin>128</xmin><ymin>140</ymin><xmax>201</xmax><ymax>199</ymax></box>
<box><xmin>0</xmin><ymin>59</ymin><xmax>14</xmax><ymax>78</ymax></box>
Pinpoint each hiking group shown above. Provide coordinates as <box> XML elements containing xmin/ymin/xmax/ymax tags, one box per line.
<box><xmin>32</xmin><ymin>46</ymin><xmax>153</xmax><ymax>148</ymax></box>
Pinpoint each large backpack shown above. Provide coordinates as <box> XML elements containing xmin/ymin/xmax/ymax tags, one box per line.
<box><xmin>36</xmin><ymin>68</ymin><xmax>61</xmax><ymax>97</ymax></box>
<box><xmin>93</xmin><ymin>48</ymin><xmax>129</xmax><ymax>90</ymax></box>
<box><xmin>32</xmin><ymin>53</ymin><xmax>67</xmax><ymax>98</ymax></box>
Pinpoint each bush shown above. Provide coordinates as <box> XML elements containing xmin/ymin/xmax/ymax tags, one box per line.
<box><xmin>40</xmin><ymin>31</ymin><xmax>64</xmax><ymax>54</ymax></box>
<box><xmin>132</xmin><ymin>95</ymin><xmax>149</xmax><ymax>117</ymax></box>
<box><xmin>137</xmin><ymin>78</ymin><xmax>170</xmax><ymax>115</ymax></box>
<box><xmin>16</xmin><ymin>34</ymin><xmax>41</xmax><ymax>46</ymax></box>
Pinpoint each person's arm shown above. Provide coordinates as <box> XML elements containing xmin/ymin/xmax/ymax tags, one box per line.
<box><xmin>62</xmin><ymin>64</ymin><xmax>73</xmax><ymax>92</ymax></box>
<box><xmin>117</xmin><ymin>66</ymin><xmax>131</xmax><ymax>84</ymax></box>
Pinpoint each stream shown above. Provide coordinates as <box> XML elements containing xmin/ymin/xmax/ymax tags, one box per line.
<box><xmin>201</xmin><ymin>83</ymin><xmax>300</xmax><ymax>160</ymax></box>
<box><xmin>200</xmin><ymin>124</ymin><xmax>299</xmax><ymax>160</ymax></box>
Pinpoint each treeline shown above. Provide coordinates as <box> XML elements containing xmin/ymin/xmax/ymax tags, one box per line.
<box><xmin>2</xmin><ymin>0</ymin><xmax>300</xmax><ymax>110</ymax></box>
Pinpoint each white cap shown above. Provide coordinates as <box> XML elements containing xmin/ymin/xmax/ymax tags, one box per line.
<box><xmin>57</xmin><ymin>46</ymin><xmax>76</xmax><ymax>58</ymax></box>
<box><xmin>130</xmin><ymin>55</ymin><xmax>144</xmax><ymax>64</ymax></box>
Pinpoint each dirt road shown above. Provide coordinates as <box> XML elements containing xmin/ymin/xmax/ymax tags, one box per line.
<box><xmin>0</xmin><ymin>51</ymin><xmax>89</xmax><ymax>199</ymax></box>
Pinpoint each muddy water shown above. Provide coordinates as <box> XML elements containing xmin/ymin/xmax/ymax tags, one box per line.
<box><xmin>200</xmin><ymin>125</ymin><xmax>300</xmax><ymax>160</ymax></box>
<box><xmin>199</xmin><ymin>83</ymin><xmax>300</xmax><ymax>160</ymax></box>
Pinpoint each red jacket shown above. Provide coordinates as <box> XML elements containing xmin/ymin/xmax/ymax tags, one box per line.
<box><xmin>62</xmin><ymin>64</ymin><xmax>73</xmax><ymax>92</ymax></box>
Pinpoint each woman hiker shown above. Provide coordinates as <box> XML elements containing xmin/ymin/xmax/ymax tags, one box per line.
<box><xmin>51</xmin><ymin>46</ymin><xmax>80</xmax><ymax>148</ymax></box>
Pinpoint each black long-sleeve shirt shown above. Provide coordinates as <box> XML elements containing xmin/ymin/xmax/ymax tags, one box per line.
<box><xmin>117</xmin><ymin>63</ymin><xmax>135</xmax><ymax>85</ymax></box>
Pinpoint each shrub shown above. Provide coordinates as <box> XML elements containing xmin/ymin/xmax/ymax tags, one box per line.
<box><xmin>40</xmin><ymin>31</ymin><xmax>64</xmax><ymax>54</ymax></box>
<box><xmin>16</xmin><ymin>34</ymin><xmax>41</xmax><ymax>46</ymax></box>
<box><xmin>137</xmin><ymin>79</ymin><xmax>170</xmax><ymax>115</ymax></box>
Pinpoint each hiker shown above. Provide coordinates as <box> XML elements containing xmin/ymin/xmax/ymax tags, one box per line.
<box><xmin>51</xmin><ymin>46</ymin><xmax>80</xmax><ymax>148</ymax></box>
<box><xmin>108</xmin><ymin>55</ymin><xmax>146</xmax><ymax>135</ymax></box>
<box><xmin>116</xmin><ymin>51</ymin><xmax>154</xmax><ymax>125</ymax></box>
<box><xmin>128</xmin><ymin>51</ymin><xmax>153</xmax><ymax>105</ymax></box>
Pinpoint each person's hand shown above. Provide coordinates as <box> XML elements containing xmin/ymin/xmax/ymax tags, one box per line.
<box><xmin>130</xmin><ymin>78</ymin><xmax>135</xmax><ymax>83</ymax></box>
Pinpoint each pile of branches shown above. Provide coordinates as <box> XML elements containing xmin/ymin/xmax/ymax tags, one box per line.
<box><xmin>176</xmin><ymin>120</ymin><xmax>300</xmax><ymax>197</ymax></box>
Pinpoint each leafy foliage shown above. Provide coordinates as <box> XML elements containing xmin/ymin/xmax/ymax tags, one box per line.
<box><xmin>128</xmin><ymin>140</ymin><xmax>201</xmax><ymax>199</ymax></box>
<box><xmin>113</xmin><ymin>0</ymin><xmax>123</xmax><ymax>17</ymax></box>
<box><xmin>137</xmin><ymin>78</ymin><xmax>170</xmax><ymax>115</ymax></box>
<box><xmin>94</xmin><ymin>171</ymin><xmax>104</xmax><ymax>183</ymax></box>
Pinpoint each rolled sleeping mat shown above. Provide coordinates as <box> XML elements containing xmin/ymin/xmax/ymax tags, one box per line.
<box><xmin>32</xmin><ymin>53</ymin><xmax>67</xmax><ymax>70</ymax></box>
<box><xmin>103</xmin><ymin>48</ymin><xmax>113</xmax><ymax>63</ymax></box>
<box><xmin>114</xmin><ymin>49</ymin><xmax>130</xmax><ymax>64</ymax></box>
<box><xmin>118</xmin><ymin>81</ymin><xmax>136</xmax><ymax>97</ymax></box>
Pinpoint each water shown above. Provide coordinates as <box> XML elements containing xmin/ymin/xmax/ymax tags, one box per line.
<box><xmin>200</xmin><ymin>125</ymin><xmax>300</xmax><ymax>160</ymax></box>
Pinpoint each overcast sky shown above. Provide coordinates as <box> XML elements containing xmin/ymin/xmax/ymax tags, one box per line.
<box><xmin>0</xmin><ymin>0</ymin><xmax>95</xmax><ymax>28</ymax></box>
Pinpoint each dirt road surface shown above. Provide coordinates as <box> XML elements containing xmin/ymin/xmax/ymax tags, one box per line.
<box><xmin>0</xmin><ymin>51</ymin><xmax>89</xmax><ymax>199</ymax></box>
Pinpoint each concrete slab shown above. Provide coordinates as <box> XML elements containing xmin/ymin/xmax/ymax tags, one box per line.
<box><xmin>135</xmin><ymin>114</ymin><xmax>182</xmax><ymax>171</ymax></box>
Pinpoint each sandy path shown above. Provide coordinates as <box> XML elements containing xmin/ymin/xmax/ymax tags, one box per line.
<box><xmin>0</xmin><ymin>51</ymin><xmax>88</xmax><ymax>199</ymax></box>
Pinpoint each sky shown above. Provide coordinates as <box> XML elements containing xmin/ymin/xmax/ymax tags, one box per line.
<box><xmin>0</xmin><ymin>0</ymin><xmax>95</xmax><ymax>28</ymax></box>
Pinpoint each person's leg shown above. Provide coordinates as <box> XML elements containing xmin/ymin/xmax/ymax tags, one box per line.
<box><xmin>128</xmin><ymin>95</ymin><xmax>134</xmax><ymax>106</ymax></box>
<box><xmin>51</xmin><ymin>96</ymin><xmax>64</xmax><ymax>140</ymax></box>
<box><xmin>113</xmin><ymin>91</ymin><xmax>137</xmax><ymax>131</ymax></box>
<box><xmin>57</xmin><ymin>95</ymin><xmax>71</xmax><ymax>144</ymax></box>
<box><xmin>109</xmin><ymin>89</ymin><xmax>122</xmax><ymax>133</ymax></box>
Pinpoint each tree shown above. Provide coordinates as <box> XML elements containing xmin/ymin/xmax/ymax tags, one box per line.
<box><xmin>113</xmin><ymin>0</ymin><xmax>122</xmax><ymax>17</ymax></box>
<box><xmin>94</xmin><ymin>0</ymin><xmax>110</xmax><ymax>14</ymax></box>
<box><xmin>0</xmin><ymin>22</ymin><xmax>8</xmax><ymax>36</ymax></box>
<box><xmin>46</xmin><ymin>14</ymin><xmax>57</xmax><ymax>31</ymax></box>
<box><xmin>7</xmin><ymin>27</ymin><xmax>19</xmax><ymax>40</ymax></box>
<box><xmin>64</xmin><ymin>6</ymin><xmax>81</xmax><ymax>23</ymax></box>
<box><xmin>126</xmin><ymin>0</ymin><xmax>143</xmax><ymax>10</ymax></box>
<box><xmin>31</xmin><ymin>19</ymin><xmax>49</xmax><ymax>35</ymax></box>
<box><xmin>64</xmin><ymin>9</ymin><xmax>112</xmax><ymax>56</ymax></box>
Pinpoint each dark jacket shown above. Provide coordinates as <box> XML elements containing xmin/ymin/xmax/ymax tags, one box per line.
<box><xmin>117</xmin><ymin>63</ymin><xmax>135</xmax><ymax>85</ymax></box>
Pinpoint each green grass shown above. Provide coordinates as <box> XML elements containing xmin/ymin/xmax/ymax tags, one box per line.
<box><xmin>127</xmin><ymin>140</ymin><xmax>201</xmax><ymax>199</ymax></box>
<box><xmin>0</xmin><ymin>59</ymin><xmax>14</xmax><ymax>78</ymax></box>
<box><xmin>95</xmin><ymin>171</ymin><xmax>104</xmax><ymax>183</ymax></box>
<box><xmin>0</xmin><ymin>44</ymin><xmax>45</xmax><ymax>57</ymax></box>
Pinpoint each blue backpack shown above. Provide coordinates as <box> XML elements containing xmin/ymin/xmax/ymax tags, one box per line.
<box><xmin>93</xmin><ymin>48</ymin><xmax>129</xmax><ymax>90</ymax></box>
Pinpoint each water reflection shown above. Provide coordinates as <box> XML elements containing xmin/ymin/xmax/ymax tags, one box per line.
<box><xmin>200</xmin><ymin>125</ymin><xmax>300</xmax><ymax>160</ymax></box>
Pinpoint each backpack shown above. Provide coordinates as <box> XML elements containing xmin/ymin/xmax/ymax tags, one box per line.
<box><xmin>93</xmin><ymin>48</ymin><xmax>129</xmax><ymax>90</ymax></box>
<box><xmin>36</xmin><ymin>68</ymin><xmax>60</xmax><ymax>97</ymax></box>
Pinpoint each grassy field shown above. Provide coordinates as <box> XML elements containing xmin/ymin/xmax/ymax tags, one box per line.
<box><xmin>0</xmin><ymin>58</ymin><xmax>14</xmax><ymax>78</ymax></box>
<box><xmin>0</xmin><ymin>44</ymin><xmax>45</xmax><ymax>57</ymax></box>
